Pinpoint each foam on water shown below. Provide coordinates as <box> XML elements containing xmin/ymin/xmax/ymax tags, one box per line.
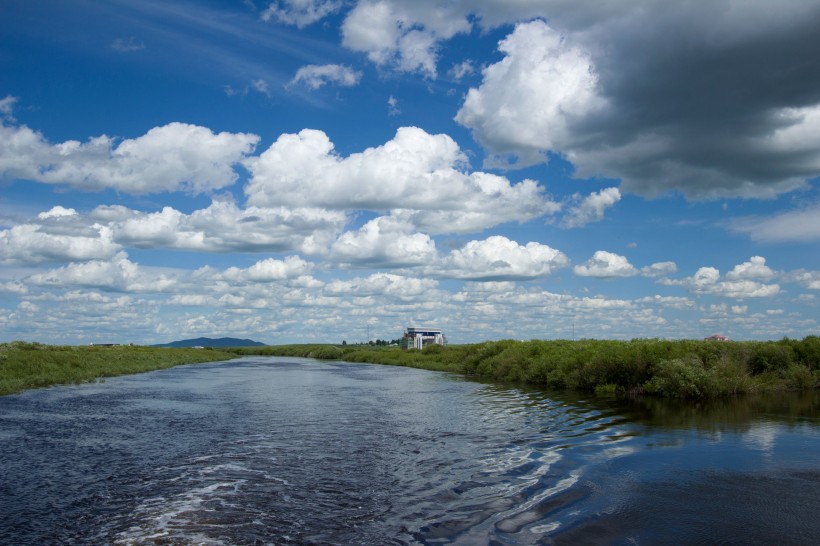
<box><xmin>1</xmin><ymin>357</ymin><xmax>818</xmax><ymax>545</ymax></box>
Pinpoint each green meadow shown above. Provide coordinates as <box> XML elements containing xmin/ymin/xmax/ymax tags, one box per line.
<box><xmin>0</xmin><ymin>342</ymin><xmax>234</xmax><ymax>396</ymax></box>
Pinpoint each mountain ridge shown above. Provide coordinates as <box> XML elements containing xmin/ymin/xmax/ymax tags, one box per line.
<box><xmin>153</xmin><ymin>337</ymin><xmax>266</xmax><ymax>348</ymax></box>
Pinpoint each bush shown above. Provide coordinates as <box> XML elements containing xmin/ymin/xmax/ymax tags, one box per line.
<box><xmin>782</xmin><ymin>364</ymin><xmax>817</xmax><ymax>389</ymax></box>
<box><xmin>793</xmin><ymin>336</ymin><xmax>820</xmax><ymax>370</ymax></box>
<box><xmin>644</xmin><ymin>357</ymin><xmax>714</xmax><ymax>398</ymax></box>
<box><xmin>749</xmin><ymin>343</ymin><xmax>795</xmax><ymax>374</ymax></box>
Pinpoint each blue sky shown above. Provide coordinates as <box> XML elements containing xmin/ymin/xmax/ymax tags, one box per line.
<box><xmin>2</xmin><ymin>0</ymin><xmax>820</xmax><ymax>345</ymax></box>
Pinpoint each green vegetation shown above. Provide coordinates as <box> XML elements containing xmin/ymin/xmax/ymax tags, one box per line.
<box><xmin>4</xmin><ymin>337</ymin><xmax>819</xmax><ymax>399</ymax></box>
<box><xmin>0</xmin><ymin>342</ymin><xmax>235</xmax><ymax>396</ymax></box>
<box><xmin>228</xmin><ymin>336</ymin><xmax>820</xmax><ymax>398</ymax></box>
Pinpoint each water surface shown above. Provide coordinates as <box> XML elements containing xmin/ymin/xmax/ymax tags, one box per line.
<box><xmin>1</xmin><ymin>356</ymin><xmax>818</xmax><ymax>544</ymax></box>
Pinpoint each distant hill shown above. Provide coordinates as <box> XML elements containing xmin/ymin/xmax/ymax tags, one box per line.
<box><xmin>154</xmin><ymin>337</ymin><xmax>267</xmax><ymax>348</ymax></box>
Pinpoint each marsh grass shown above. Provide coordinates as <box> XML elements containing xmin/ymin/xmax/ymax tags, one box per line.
<box><xmin>229</xmin><ymin>336</ymin><xmax>820</xmax><ymax>398</ymax></box>
<box><xmin>0</xmin><ymin>342</ymin><xmax>235</xmax><ymax>396</ymax></box>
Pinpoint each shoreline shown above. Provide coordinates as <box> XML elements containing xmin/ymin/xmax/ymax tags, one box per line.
<box><xmin>227</xmin><ymin>337</ymin><xmax>820</xmax><ymax>398</ymax></box>
<box><xmin>3</xmin><ymin>337</ymin><xmax>818</xmax><ymax>398</ymax></box>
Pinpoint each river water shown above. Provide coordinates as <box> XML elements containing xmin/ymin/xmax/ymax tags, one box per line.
<box><xmin>1</xmin><ymin>356</ymin><xmax>818</xmax><ymax>545</ymax></box>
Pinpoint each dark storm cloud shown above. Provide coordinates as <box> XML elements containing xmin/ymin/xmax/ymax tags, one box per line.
<box><xmin>458</xmin><ymin>0</ymin><xmax>820</xmax><ymax>199</ymax></box>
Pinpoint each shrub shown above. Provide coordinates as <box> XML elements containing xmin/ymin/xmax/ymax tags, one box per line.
<box><xmin>644</xmin><ymin>357</ymin><xmax>713</xmax><ymax>398</ymax></box>
<box><xmin>782</xmin><ymin>364</ymin><xmax>817</xmax><ymax>389</ymax></box>
<box><xmin>749</xmin><ymin>343</ymin><xmax>796</xmax><ymax>374</ymax></box>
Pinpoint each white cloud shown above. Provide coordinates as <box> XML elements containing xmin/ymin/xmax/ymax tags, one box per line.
<box><xmin>405</xmin><ymin>1</ymin><xmax>820</xmax><ymax>199</ymax></box>
<box><xmin>253</xmin><ymin>79</ymin><xmax>272</xmax><ymax>96</ymax></box>
<box><xmin>110</xmin><ymin>199</ymin><xmax>345</xmax><ymax>255</ymax></box>
<box><xmin>568</xmin><ymin>297</ymin><xmax>633</xmax><ymax>310</ymax></box>
<box><xmin>730</xmin><ymin>202</ymin><xmax>820</xmax><ymax>243</ymax></box>
<box><xmin>726</xmin><ymin>256</ymin><xmax>776</xmax><ymax>281</ymax></box>
<box><xmin>572</xmin><ymin>251</ymin><xmax>676</xmax><ymax>279</ymax></box>
<box><xmin>26</xmin><ymin>253</ymin><xmax>177</xmax><ymax>293</ymax></box>
<box><xmin>435</xmin><ymin>235</ymin><xmax>569</xmax><ymax>281</ymax></box>
<box><xmin>387</xmin><ymin>95</ymin><xmax>400</xmax><ymax>116</ymax></box>
<box><xmin>323</xmin><ymin>272</ymin><xmax>438</xmax><ymax>300</ymax></box>
<box><xmin>38</xmin><ymin>206</ymin><xmax>78</xmax><ymax>220</ymax></box>
<box><xmin>0</xmin><ymin>122</ymin><xmax>259</xmax><ymax>194</ymax></box>
<box><xmin>641</xmin><ymin>261</ymin><xmax>678</xmax><ymax>278</ymax></box>
<box><xmin>449</xmin><ymin>60</ymin><xmax>474</xmax><ymax>80</ymax></box>
<box><xmin>290</xmin><ymin>64</ymin><xmax>362</xmax><ymax>89</ymax></box>
<box><xmin>0</xmin><ymin>281</ymin><xmax>28</xmax><ymax>295</ymax></box>
<box><xmin>341</xmin><ymin>0</ymin><xmax>470</xmax><ymax>77</ymax></box>
<box><xmin>261</xmin><ymin>0</ymin><xmax>341</xmax><ymax>28</ymax></box>
<box><xmin>562</xmin><ymin>187</ymin><xmax>621</xmax><ymax>228</ymax></box>
<box><xmin>573</xmin><ymin>251</ymin><xmax>637</xmax><ymax>278</ymax></box>
<box><xmin>455</xmin><ymin>20</ymin><xmax>605</xmax><ymax>168</ymax></box>
<box><xmin>782</xmin><ymin>269</ymin><xmax>820</xmax><ymax>290</ymax></box>
<box><xmin>244</xmin><ymin>126</ymin><xmax>558</xmax><ymax>231</ymax></box>
<box><xmin>222</xmin><ymin>256</ymin><xmax>313</xmax><ymax>283</ymax></box>
<box><xmin>2</xmin><ymin>199</ymin><xmax>346</xmax><ymax>265</ymax></box>
<box><xmin>0</xmin><ymin>217</ymin><xmax>121</xmax><ymax>265</ymax></box>
<box><xmin>0</xmin><ymin>95</ymin><xmax>17</xmax><ymax>119</ymax></box>
<box><xmin>330</xmin><ymin>216</ymin><xmax>437</xmax><ymax>267</ymax></box>
<box><xmin>662</xmin><ymin>258</ymin><xmax>781</xmax><ymax>298</ymax></box>
<box><xmin>636</xmin><ymin>295</ymin><xmax>694</xmax><ymax>309</ymax></box>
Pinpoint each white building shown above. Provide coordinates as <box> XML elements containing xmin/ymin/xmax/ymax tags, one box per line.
<box><xmin>403</xmin><ymin>327</ymin><xmax>447</xmax><ymax>349</ymax></box>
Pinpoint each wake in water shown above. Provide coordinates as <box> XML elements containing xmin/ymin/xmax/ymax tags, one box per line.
<box><xmin>1</xmin><ymin>357</ymin><xmax>818</xmax><ymax>544</ymax></box>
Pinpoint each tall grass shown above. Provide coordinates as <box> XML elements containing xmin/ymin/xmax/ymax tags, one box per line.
<box><xmin>0</xmin><ymin>342</ymin><xmax>235</xmax><ymax>396</ymax></box>
<box><xmin>228</xmin><ymin>336</ymin><xmax>820</xmax><ymax>398</ymax></box>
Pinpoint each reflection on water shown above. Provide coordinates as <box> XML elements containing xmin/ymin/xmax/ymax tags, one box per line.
<box><xmin>0</xmin><ymin>357</ymin><xmax>818</xmax><ymax>545</ymax></box>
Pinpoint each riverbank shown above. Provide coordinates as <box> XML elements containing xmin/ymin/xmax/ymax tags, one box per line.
<box><xmin>3</xmin><ymin>338</ymin><xmax>818</xmax><ymax>398</ymax></box>
<box><xmin>227</xmin><ymin>337</ymin><xmax>820</xmax><ymax>398</ymax></box>
<box><xmin>0</xmin><ymin>342</ymin><xmax>235</xmax><ymax>396</ymax></box>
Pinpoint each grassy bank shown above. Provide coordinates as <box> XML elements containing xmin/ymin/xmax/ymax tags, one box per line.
<box><xmin>228</xmin><ymin>337</ymin><xmax>820</xmax><ymax>398</ymax></box>
<box><xmin>0</xmin><ymin>342</ymin><xmax>236</xmax><ymax>396</ymax></box>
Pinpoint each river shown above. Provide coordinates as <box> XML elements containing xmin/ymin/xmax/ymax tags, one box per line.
<box><xmin>1</xmin><ymin>356</ymin><xmax>818</xmax><ymax>545</ymax></box>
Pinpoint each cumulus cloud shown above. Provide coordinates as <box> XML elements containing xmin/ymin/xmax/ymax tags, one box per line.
<box><xmin>0</xmin><ymin>122</ymin><xmax>259</xmax><ymax>194</ymax></box>
<box><xmin>435</xmin><ymin>235</ymin><xmax>569</xmax><ymax>281</ymax></box>
<box><xmin>290</xmin><ymin>64</ymin><xmax>362</xmax><ymax>89</ymax></box>
<box><xmin>456</xmin><ymin>20</ymin><xmax>605</xmax><ymax>168</ymax></box>
<box><xmin>562</xmin><ymin>187</ymin><xmax>621</xmax><ymax>228</ymax></box>
<box><xmin>261</xmin><ymin>0</ymin><xmax>341</xmax><ymax>27</ymax></box>
<box><xmin>334</xmin><ymin>0</ymin><xmax>820</xmax><ymax>196</ymax></box>
<box><xmin>573</xmin><ymin>251</ymin><xmax>637</xmax><ymax>278</ymax></box>
<box><xmin>26</xmin><ymin>253</ymin><xmax>177</xmax><ymax>293</ymax></box>
<box><xmin>341</xmin><ymin>0</ymin><xmax>470</xmax><ymax>77</ymax></box>
<box><xmin>324</xmin><ymin>272</ymin><xmax>438</xmax><ymax>300</ymax></box>
<box><xmin>111</xmin><ymin>200</ymin><xmax>345</xmax><ymax>255</ymax></box>
<box><xmin>330</xmin><ymin>216</ymin><xmax>437</xmax><ymax>267</ymax></box>
<box><xmin>641</xmin><ymin>261</ymin><xmax>678</xmax><ymax>278</ymax></box>
<box><xmin>726</xmin><ymin>256</ymin><xmax>776</xmax><ymax>281</ymax></box>
<box><xmin>0</xmin><ymin>208</ymin><xmax>122</xmax><ymax>265</ymax></box>
<box><xmin>2</xmin><ymin>200</ymin><xmax>346</xmax><ymax>264</ymax></box>
<box><xmin>451</xmin><ymin>2</ymin><xmax>820</xmax><ymax>199</ymax></box>
<box><xmin>222</xmin><ymin>256</ymin><xmax>313</xmax><ymax>283</ymax></box>
<box><xmin>661</xmin><ymin>258</ymin><xmax>781</xmax><ymax>298</ymax></box>
<box><xmin>781</xmin><ymin>269</ymin><xmax>820</xmax><ymax>290</ymax></box>
<box><xmin>573</xmin><ymin>251</ymin><xmax>677</xmax><ymax>279</ymax></box>
<box><xmin>244</xmin><ymin>126</ymin><xmax>558</xmax><ymax>231</ymax></box>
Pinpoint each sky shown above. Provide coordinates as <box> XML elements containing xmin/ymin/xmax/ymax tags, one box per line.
<box><xmin>1</xmin><ymin>0</ymin><xmax>820</xmax><ymax>345</ymax></box>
